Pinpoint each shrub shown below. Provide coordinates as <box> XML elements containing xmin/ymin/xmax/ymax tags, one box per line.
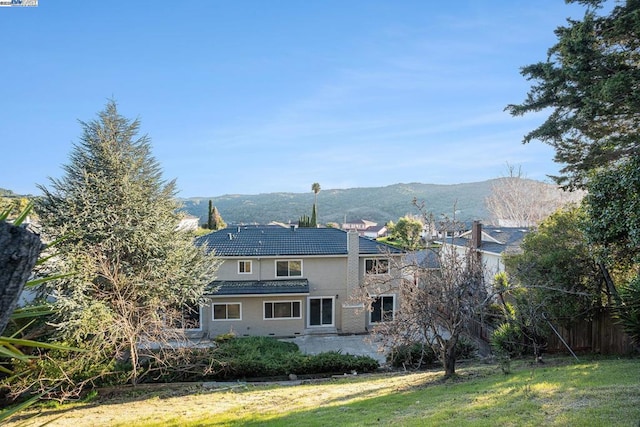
<box><xmin>302</xmin><ymin>351</ymin><xmax>378</xmax><ymax>374</ymax></box>
<box><xmin>387</xmin><ymin>338</ymin><xmax>477</xmax><ymax>370</ymax></box>
<box><xmin>387</xmin><ymin>343</ymin><xmax>436</xmax><ymax>369</ymax></box>
<box><xmin>455</xmin><ymin>336</ymin><xmax>478</xmax><ymax>359</ymax></box>
<box><xmin>152</xmin><ymin>337</ymin><xmax>379</xmax><ymax>381</ymax></box>
<box><xmin>491</xmin><ymin>322</ymin><xmax>525</xmax><ymax>357</ymax></box>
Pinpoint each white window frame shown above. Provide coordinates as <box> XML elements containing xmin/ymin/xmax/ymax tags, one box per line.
<box><xmin>365</xmin><ymin>258</ymin><xmax>390</xmax><ymax>275</ymax></box>
<box><xmin>369</xmin><ymin>294</ymin><xmax>395</xmax><ymax>324</ymax></box>
<box><xmin>176</xmin><ymin>304</ymin><xmax>203</xmax><ymax>331</ymax></box>
<box><xmin>275</xmin><ymin>259</ymin><xmax>303</xmax><ymax>277</ymax></box>
<box><xmin>307</xmin><ymin>296</ymin><xmax>335</xmax><ymax>328</ymax></box>
<box><xmin>264</xmin><ymin>300</ymin><xmax>302</xmax><ymax>320</ymax></box>
<box><xmin>238</xmin><ymin>260</ymin><xmax>253</xmax><ymax>275</ymax></box>
<box><xmin>212</xmin><ymin>302</ymin><xmax>242</xmax><ymax>321</ymax></box>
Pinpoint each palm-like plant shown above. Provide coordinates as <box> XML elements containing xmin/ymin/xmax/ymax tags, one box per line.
<box><xmin>616</xmin><ymin>277</ymin><xmax>640</xmax><ymax>345</ymax></box>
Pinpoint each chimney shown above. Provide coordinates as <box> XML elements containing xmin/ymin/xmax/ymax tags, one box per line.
<box><xmin>471</xmin><ymin>221</ymin><xmax>482</xmax><ymax>249</ymax></box>
<box><xmin>346</xmin><ymin>230</ymin><xmax>360</xmax><ymax>296</ymax></box>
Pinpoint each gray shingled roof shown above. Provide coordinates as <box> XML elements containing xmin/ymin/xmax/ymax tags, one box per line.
<box><xmin>207</xmin><ymin>279</ymin><xmax>309</xmax><ymax>295</ymax></box>
<box><xmin>195</xmin><ymin>225</ymin><xmax>403</xmax><ymax>257</ymax></box>
<box><xmin>445</xmin><ymin>226</ymin><xmax>529</xmax><ymax>255</ymax></box>
<box><xmin>404</xmin><ymin>249</ymin><xmax>441</xmax><ymax>269</ymax></box>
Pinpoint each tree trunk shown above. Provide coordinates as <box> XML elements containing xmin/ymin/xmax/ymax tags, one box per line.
<box><xmin>0</xmin><ymin>221</ymin><xmax>43</xmax><ymax>335</ymax></box>
<box><xmin>599</xmin><ymin>262</ymin><xmax>620</xmax><ymax>305</ymax></box>
<box><xmin>443</xmin><ymin>347</ymin><xmax>457</xmax><ymax>378</ymax></box>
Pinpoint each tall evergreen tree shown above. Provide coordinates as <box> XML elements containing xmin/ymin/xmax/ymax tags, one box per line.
<box><xmin>506</xmin><ymin>0</ymin><xmax>640</xmax><ymax>189</ymax></box>
<box><xmin>36</xmin><ymin>100</ymin><xmax>219</xmax><ymax>385</ymax></box>
<box><xmin>207</xmin><ymin>199</ymin><xmax>214</xmax><ymax>229</ymax></box>
<box><xmin>211</xmin><ymin>206</ymin><xmax>226</xmax><ymax>230</ymax></box>
<box><xmin>310</xmin><ymin>203</ymin><xmax>317</xmax><ymax>228</ymax></box>
<box><xmin>206</xmin><ymin>200</ymin><xmax>226</xmax><ymax>230</ymax></box>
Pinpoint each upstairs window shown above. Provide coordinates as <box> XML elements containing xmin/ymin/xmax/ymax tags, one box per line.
<box><xmin>365</xmin><ymin>258</ymin><xmax>389</xmax><ymax>275</ymax></box>
<box><xmin>276</xmin><ymin>260</ymin><xmax>302</xmax><ymax>277</ymax></box>
<box><xmin>238</xmin><ymin>260</ymin><xmax>252</xmax><ymax>274</ymax></box>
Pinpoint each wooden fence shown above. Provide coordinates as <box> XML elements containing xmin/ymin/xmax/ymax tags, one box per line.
<box><xmin>546</xmin><ymin>308</ymin><xmax>636</xmax><ymax>355</ymax></box>
<box><xmin>467</xmin><ymin>308</ymin><xmax>637</xmax><ymax>356</ymax></box>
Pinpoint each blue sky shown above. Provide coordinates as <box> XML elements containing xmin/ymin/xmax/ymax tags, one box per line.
<box><xmin>2</xmin><ymin>1</ymin><xmax>587</xmax><ymax>197</ymax></box>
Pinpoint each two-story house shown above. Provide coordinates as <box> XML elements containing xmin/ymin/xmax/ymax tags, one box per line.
<box><xmin>193</xmin><ymin>225</ymin><xmax>403</xmax><ymax>339</ymax></box>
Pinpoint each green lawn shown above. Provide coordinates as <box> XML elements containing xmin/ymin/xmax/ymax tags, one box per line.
<box><xmin>7</xmin><ymin>357</ymin><xmax>640</xmax><ymax>426</ymax></box>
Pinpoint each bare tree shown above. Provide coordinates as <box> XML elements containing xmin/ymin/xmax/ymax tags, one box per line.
<box><xmin>357</xmin><ymin>243</ymin><xmax>490</xmax><ymax>378</ymax></box>
<box><xmin>486</xmin><ymin>165</ymin><xmax>584</xmax><ymax>227</ymax></box>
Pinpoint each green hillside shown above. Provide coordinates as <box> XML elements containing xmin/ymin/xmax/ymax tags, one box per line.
<box><xmin>180</xmin><ymin>180</ymin><xmax>499</xmax><ymax>226</ymax></box>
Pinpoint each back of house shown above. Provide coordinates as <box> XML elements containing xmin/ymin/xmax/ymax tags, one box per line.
<box><xmin>192</xmin><ymin>225</ymin><xmax>403</xmax><ymax>339</ymax></box>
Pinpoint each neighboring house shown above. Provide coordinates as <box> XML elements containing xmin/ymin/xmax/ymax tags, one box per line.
<box><xmin>342</xmin><ymin>219</ymin><xmax>376</xmax><ymax>232</ymax></box>
<box><xmin>177</xmin><ymin>214</ymin><xmax>200</xmax><ymax>231</ymax></box>
<box><xmin>342</xmin><ymin>220</ymin><xmax>387</xmax><ymax>238</ymax></box>
<box><xmin>193</xmin><ymin>225</ymin><xmax>404</xmax><ymax>338</ymax></box>
<box><xmin>440</xmin><ymin>221</ymin><xmax>529</xmax><ymax>285</ymax></box>
<box><xmin>363</xmin><ymin>224</ymin><xmax>387</xmax><ymax>239</ymax></box>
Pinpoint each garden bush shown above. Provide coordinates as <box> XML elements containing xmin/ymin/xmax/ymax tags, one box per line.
<box><xmin>491</xmin><ymin>322</ymin><xmax>526</xmax><ymax>358</ymax></box>
<box><xmin>149</xmin><ymin>337</ymin><xmax>379</xmax><ymax>382</ymax></box>
<box><xmin>387</xmin><ymin>343</ymin><xmax>436</xmax><ymax>369</ymax></box>
<box><xmin>387</xmin><ymin>337</ymin><xmax>478</xmax><ymax>369</ymax></box>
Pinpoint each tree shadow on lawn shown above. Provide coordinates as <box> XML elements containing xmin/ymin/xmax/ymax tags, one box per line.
<box><xmin>223</xmin><ymin>358</ymin><xmax>640</xmax><ymax>427</ymax></box>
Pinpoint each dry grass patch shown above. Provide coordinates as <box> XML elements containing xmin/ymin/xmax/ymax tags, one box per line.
<box><xmin>5</xmin><ymin>357</ymin><xmax>640</xmax><ymax>427</ymax></box>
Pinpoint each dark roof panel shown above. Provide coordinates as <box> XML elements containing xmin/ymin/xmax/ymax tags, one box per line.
<box><xmin>196</xmin><ymin>225</ymin><xmax>402</xmax><ymax>257</ymax></box>
<box><xmin>445</xmin><ymin>226</ymin><xmax>528</xmax><ymax>255</ymax></box>
<box><xmin>207</xmin><ymin>279</ymin><xmax>309</xmax><ymax>295</ymax></box>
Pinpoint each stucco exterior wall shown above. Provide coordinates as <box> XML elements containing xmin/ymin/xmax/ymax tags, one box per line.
<box><xmin>203</xmin><ymin>295</ymin><xmax>308</xmax><ymax>338</ymax></box>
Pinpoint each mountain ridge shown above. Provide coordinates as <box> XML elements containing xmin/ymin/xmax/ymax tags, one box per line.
<box><xmin>179</xmin><ymin>180</ymin><xmax>504</xmax><ymax>226</ymax></box>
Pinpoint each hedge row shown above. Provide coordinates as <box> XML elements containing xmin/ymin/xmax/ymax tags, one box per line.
<box><xmin>153</xmin><ymin>336</ymin><xmax>379</xmax><ymax>382</ymax></box>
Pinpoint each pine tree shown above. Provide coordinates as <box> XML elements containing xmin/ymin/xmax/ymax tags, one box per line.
<box><xmin>36</xmin><ymin>100</ymin><xmax>219</xmax><ymax>385</ymax></box>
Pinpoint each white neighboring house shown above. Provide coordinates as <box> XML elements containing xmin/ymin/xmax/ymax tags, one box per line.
<box><xmin>363</xmin><ymin>225</ymin><xmax>387</xmax><ymax>239</ymax></box>
<box><xmin>177</xmin><ymin>214</ymin><xmax>200</xmax><ymax>232</ymax></box>
<box><xmin>342</xmin><ymin>220</ymin><xmax>388</xmax><ymax>238</ymax></box>
<box><xmin>439</xmin><ymin>221</ymin><xmax>529</xmax><ymax>285</ymax></box>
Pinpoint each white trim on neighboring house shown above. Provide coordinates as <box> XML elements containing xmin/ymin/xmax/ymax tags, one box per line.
<box><xmin>307</xmin><ymin>296</ymin><xmax>335</xmax><ymax>328</ymax></box>
<box><xmin>263</xmin><ymin>300</ymin><xmax>303</xmax><ymax>320</ymax></box>
<box><xmin>212</xmin><ymin>302</ymin><xmax>242</xmax><ymax>321</ymax></box>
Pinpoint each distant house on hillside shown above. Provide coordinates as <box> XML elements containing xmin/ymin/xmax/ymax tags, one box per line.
<box><xmin>193</xmin><ymin>225</ymin><xmax>404</xmax><ymax>338</ymax></box>
<box><xmin>342</xmin><ymin>219</ymin><xmax>387</xmax><ymax>238</ymax></box>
